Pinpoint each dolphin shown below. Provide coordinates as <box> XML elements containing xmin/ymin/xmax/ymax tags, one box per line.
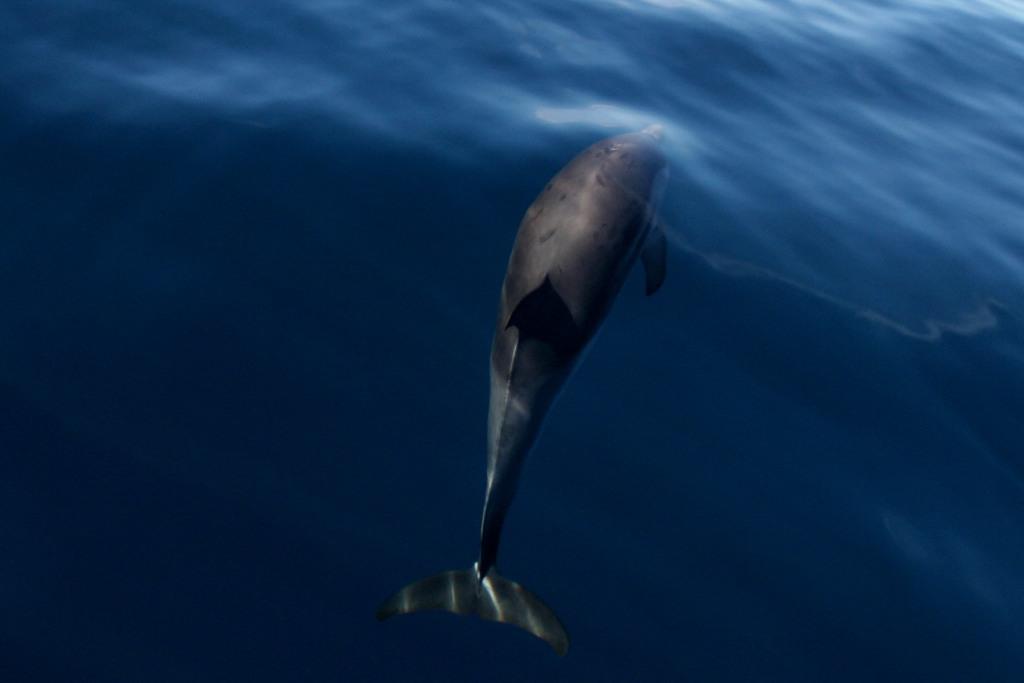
<box><xmin>377</xmin><ymin>126</ymin><xmax>669</xmax><ymax>655</ymax></box>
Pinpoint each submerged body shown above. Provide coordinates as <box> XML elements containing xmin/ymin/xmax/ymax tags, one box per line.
<box><xmin>378</xmin><ymin>127</ymin><xmax>669</xmax><ymax>654</ymax></box>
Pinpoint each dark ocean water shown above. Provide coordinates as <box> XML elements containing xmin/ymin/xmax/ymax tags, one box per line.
<box><xmin>2</xmin><ymin>1</ymin><xmax>1024</xmax><ymax>681</ymax></box>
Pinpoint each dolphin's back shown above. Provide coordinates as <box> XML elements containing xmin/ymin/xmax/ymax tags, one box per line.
<box><xmin>477</xmin><ymin>129</ymin><xmax>669</xmax><ymax>591</ymax></box>
<box><xmin>498</xmin><ymin>131</ymin><xmax>667</xmax><ymax>340</ymax></box>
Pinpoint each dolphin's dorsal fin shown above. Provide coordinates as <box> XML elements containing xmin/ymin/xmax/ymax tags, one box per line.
<box><xmin>506</xmin><ymin>276</ymin><xmax>581</xmax><ymax>353</ymax></box>
<box><xmin>641</xmin><ymin>221</ymin><xmax>667</xmax><ymax>296</ymax></box>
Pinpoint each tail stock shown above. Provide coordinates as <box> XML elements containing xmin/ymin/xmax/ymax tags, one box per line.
<box><xmin>376</xmin><ymin>565</ymin><xmax>569</xmax><ymax>655</ymax></box>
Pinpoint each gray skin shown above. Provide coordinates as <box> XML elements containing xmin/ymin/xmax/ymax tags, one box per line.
<box><xmin>376</xmin><ymin>128</ymin><xmax>668</xmax><ymax>655</ymax></box>
<box><xmin>477</xmin><ymin>127</ymin><xmax>668</xmax><ymax>579</ymax></box>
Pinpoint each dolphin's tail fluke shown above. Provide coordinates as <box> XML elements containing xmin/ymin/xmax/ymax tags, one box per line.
<box><xmin>376</xmin><ymin>566</ymin><xmax>569</xmax><ymax>655</ymax></box>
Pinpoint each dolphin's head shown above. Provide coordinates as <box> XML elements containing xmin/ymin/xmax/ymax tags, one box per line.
<box><xmin>596</xmin><ymin>128</ymin><xmax>669</xmax><ymax>202</ymax></box>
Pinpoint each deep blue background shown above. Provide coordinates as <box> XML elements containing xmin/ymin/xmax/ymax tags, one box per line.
<box><xmin>2</xmin><ymin>1</ymin><xmax>1023</xmax><ymax>680</ymax></box>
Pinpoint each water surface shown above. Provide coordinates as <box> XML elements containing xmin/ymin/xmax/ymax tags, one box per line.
<box><xmin>2</xmin><ymin>1</ymin><xmax>1023</xmax><ymax>681</ymax></box>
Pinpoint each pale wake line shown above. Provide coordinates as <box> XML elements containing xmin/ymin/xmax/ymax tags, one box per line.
<box><xmin>665</xmin><ymin>230</ymin><xmax>1007</xmax><ymax>343</ymax></box>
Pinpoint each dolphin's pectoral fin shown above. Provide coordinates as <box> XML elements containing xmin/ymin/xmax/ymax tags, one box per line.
<box><xmin>377</xmin><ymin>567</ymin><xmax>570</xmax><ymax>655</ymax></box>
<box><xmin>641</xmin><ymin>222</ymin><xmax>667</xmax><ymax>296</ymax></box>
<box><xmin>506</xmin><ymin>276</ymin><xmax>581</xmax><ymax>353</ymax></box>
